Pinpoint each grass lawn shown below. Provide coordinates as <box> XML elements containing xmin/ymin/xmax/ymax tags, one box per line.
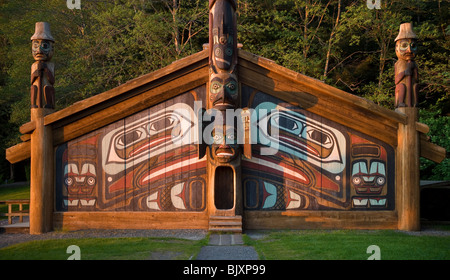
<box><xmin>1</xmin><ymin>184</ymin><xmax>449</xmax><ymax>260</ymax></box>
<box><xmin>0</xmin><ymin>236</ymin><xmax>208</xmax><ymax>260</ymax></box>
<box><xmin>0</xmin><ymin>184</ymin><xmax>30</xmax><ymax>218</ymax></box>
<box><xmin>244</xmin><ymin>229</ymin><xmax>450</xmax><ymax>260</ymax></box>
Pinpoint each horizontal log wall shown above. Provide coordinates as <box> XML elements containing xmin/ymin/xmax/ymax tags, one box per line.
<box><xmin>53</xmin><ymin>211</ymin><xmax>209</xmax><ymax>231</ymax></box>
<box><xmin>244</xmin><ymin>210</ymin><xmax>398</xmax><ymax>230</ymax></box>
<box><xmin>53</xmin><ymin>210</ymin><xmax>397</xmax><ymax>230</ymax></box>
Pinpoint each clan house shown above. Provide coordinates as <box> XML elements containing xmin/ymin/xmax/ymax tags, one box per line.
<box><xmin>5</xmin><ymin>1</ymin><xmax>446</xmax><ymax>234</ymax></box>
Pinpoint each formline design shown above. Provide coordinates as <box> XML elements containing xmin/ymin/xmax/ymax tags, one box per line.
<box><xmin>5</xmin><ymin>5</ymin><xmax>446</xmax><ymax>234</ymax></box>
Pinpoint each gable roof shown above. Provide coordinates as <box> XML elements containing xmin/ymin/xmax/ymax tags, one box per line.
<box><xmin>6</xmin><ymin>48</ymin><xmax>445</xmax><ymax>164</ymax></box>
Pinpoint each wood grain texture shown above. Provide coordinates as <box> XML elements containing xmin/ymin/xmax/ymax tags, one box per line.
<box><xmin>53</xmin><ymin>211</ymin><xmax>209</xmax><ymax>230</ymax></box>
<box><xmin>244</xmin><ymin>210</ymin><xmax>398</xmax><ymax>230</ymax></box>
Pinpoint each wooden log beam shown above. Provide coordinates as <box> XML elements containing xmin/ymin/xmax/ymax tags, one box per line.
<box><xmin>53</xmin><ymin>211</ymin><xmax>209</xmax><ymax>231</ymax></box>
<box><xmin>5</xmin><ymin>142</ymin><xmax>31</xmax><ymax>164</ymax></box>
<box><xmin>19</xmin><ymin>121</ymin><xmax>36</xmax><ymax>135</ymax></box>
<box><xmin>420</xmin><ymin>136</ymin><xmax>447</xmax><ymax>163</ymax></box>
<box><xmin>244</xmin><ymin>210</ymin><xmax>398</xmax><ymax>230</ymax></box>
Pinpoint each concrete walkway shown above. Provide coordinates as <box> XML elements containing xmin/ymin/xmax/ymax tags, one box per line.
<box><xmin>196</xmin><ymin>234</ymin><xmax>259</xmax><ymax>260</ymax></box>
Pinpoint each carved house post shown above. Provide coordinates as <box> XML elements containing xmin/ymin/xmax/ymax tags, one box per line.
<box><xmin>206</xmin><ymin>0</ymin><xmax>243</xmax><ymax>229</ymax></box>
<box><xmin>394</xmin><ymin>23</ymin><xmax>420</xmax><ymax>231</ymax></box>
<box><xmin>29</xmin><ymin>22</ymin><xmax>55</xmax><ymax>234</ymax></box>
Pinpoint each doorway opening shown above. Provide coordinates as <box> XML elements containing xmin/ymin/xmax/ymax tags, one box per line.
<box><xmin>214</xmin><ymin>166</ymin><xmax>234</xmax><ymax>210</ymax></box>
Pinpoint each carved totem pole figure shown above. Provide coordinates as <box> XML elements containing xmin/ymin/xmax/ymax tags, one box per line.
<box><xmin>30</xmin><ymin>22</ymin><xmax>55</xmax><ymax>109</ymax></box>
<box><xmin>394</xmin><ymin>23</ymin><xmax>418</xmax><ymax>108</ymax></box>
<box><xmin>207</xmin><ymin>0</ymin><xmax>242</xmax><ymax>215</ymax></box>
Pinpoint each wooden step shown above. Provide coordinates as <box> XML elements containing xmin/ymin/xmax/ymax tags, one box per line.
<box><xmin>208</xmin><ymin>215</ymin><xmax>242</xmax><ymax>233</ymax></box>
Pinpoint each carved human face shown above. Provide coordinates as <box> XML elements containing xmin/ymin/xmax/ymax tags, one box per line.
<box><xmin>32</xmin><ymin>39</ymin><xmax>54</xmax><ymax>61</ymax></box>
<box><xmin>211</xmin><ymin>0</ymin><xmax>235</xmax><ymax>70</ymax></box>
<box><xmin>211</xmin><ymin>125</ymin><xmax>239</xmax><ymax>163</ymax></box>
<box><xmin>209</xmin><ymin>72</ymin><xmax>238</xmax><ymax>110</ymax></box>
<box><xmin>212</xmin><ymin>27</ymin><xmax>234</xmax><ymax>70</ymax></box>
<box><xmin>395</xmin><ymin>39</ymin><xmax>417</xmax><ymax>61</ymax></box>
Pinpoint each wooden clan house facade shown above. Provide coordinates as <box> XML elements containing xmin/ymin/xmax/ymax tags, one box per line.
<box><xmin>6</xmin><ymin>1</ymin><xmax>446</xmax><ymax>234</ymax></box>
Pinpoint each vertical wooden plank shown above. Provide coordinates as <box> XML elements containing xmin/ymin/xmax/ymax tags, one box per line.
<box><xmin>148</xmin><ymin>100</ymin><xmax>166</xmax><ymax>211</ymax></box>
<box><xmin>123</xmin><ymin>111</ymin><xmax>141</xmax><ymax>211</ymax></box>
<box><xmin>100</xmin><ymin>118</ymin><xmax>126</xmax><ymax>211</ymax></box>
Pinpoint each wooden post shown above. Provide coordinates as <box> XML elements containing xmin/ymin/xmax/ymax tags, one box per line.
<box><xmin>394</xmin><ymin>23</ymin><xmax>420</xmax><ymax>231</ymax></box>
<box><xmin>29</xmin><ymin>22</ymin><xmax>55</xmax><ymax>234</ymax></box>
<box><xmin>396</xmin><ymin>107</ymin><xmax>420</xmax><ymax>231</ymax></box>
<box><xmin>30</xmin><ymin>109</ymin><xmax>54</xmax><ymax>234</ymax></box>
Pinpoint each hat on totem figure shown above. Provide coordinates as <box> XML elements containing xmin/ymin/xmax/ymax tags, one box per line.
<box><xmin>30</xmin><ymin>22</ymin><xmax>54</xmax><ymax>42</ymax></box>
<box><xmin>395</xmin><ymin>23</ymin><xmax>418</xmax><ymax>42</ymax></box>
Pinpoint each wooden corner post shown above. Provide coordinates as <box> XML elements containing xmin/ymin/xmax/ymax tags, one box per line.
<box><xmin>394</xmin><ymin>23</ymin><xmax>420</xmax><ymax>231</ymax></box>
<box><xmin>29</xmin><ymin>22</ymin><xmax>55</xmax><ymax>234</ymax></box>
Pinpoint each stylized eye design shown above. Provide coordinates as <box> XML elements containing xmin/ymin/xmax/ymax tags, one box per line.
<box><xmin>225</xmin><ymin>81</ymin><xmax>237</xmax><ymax>95</ymax></box>
<box><xmin>306</xmin><ymin>128</ymin><xmax>333</xmax><ymax>148</ymax></box>
<box><xmin>116</xmin><ymin>129</ymin><xmax>145</xmax><ymax>149</ymax></box>
<box><xmin>399</xmin><ymin>40</ymin><xmax>417</xmax><ymax>52</ymax></box>
<box><xmin>255</xmin><ymin>102</ymin><xmax>345</xmax><ymax>174</ymax></box>
<box><xmin>210</xmin><ymin>80</ymin><xmax>237</xmax><ymax>96</ymax></box>
<box><xmin>65</xmin><ymin>177</ymin><xmax>73</xmax><ymax>186</ymax></box>
<box><xmin>214</xmin><ymin>48</ymin><xmax>222</xmax><ymax>57</ymax></box>
<box><xmin>351</xmin><ymin>160</ymin><xmax>386</xmax><ymax>186</ymax></box>
<box><xmin>147</xmin><ymin>116</ymin><xmax>177</xmax><ymax>135</ymax></box>
<box><xmin>32</xmin><ymin>41</ymin><xmax>51</xmax><ymax>52</ymax></box>
<box><xmin>211</xmin><ymin>128</ymin><xmax>237</xmax><ymax>145</ymax></box>
<box><xmin>32</xmin><ymin>41</ymin><xmax>40</xmax><ymax>51</ymax></box>
<box><xmin>376</xmin><ymin>176</ymin><xmax>386</xmax><ymax>186</ymax></box>
<box><xmin>64</xmin><ymin>163</ymin><xmax>96</xmax><ymax>186</ymax></box>
<box><xmin>272</xmin><ymin>114</ymin><xmax>303</xmax><ymax>135</ymax></box>
<box><xmin>352</xmin><ymin>176</ymin><xmax>362</xmax><ymax>185</ymax></box>
<box><xmin>210</xmin><ymin>81</ymin><xmax>222</xmax><ymax>94</ymax></box>
<box><xmin>114</xmin><ymin>115</ymin><xmax>181</xmax><ymax>150</ymax></box>
<box><xmin>213</xmin><ymin>132</ymin><xmax>223</xmax><ymax>144</ymax></box>
<box><xmin>399</xmin><ymin>41</ymin><xmax>409</xmax><ymax>51</ymax></box>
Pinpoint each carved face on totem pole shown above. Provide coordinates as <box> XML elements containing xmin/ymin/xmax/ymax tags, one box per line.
<box><xmin>209</xmin><ymin>72</ymin><xmax>238</xmax><ymax>110</ymax></box>
<box><xmin>394</xmin><ymin>23</ymin><xmax>419</xmax><ymax>108</ymax></box>
<box><xmin>395</xmin><ymin>38</ymin><xmax>417</xmax><ymax>61</ymax></box>
<box><xmin>210</xmin><ymin>124</ymin><xmax>239</xmax><ymax>163</ymax></box>
<box><xmin>32</xmin><ymin>39</ymin><xmax>54</xmax><ymax>62</ymax></box>
<box><xmin>30</xmin><ymin>22</ymin><xmax>55</xmax><ymax>109</ymax></box>
<box><xmin>31</xmin><ymin>22</ymin><xmax>54</xmax><ymax>62</ymax></box>
<box><xmin>207</xmin><ymin>0</ymin><xmax>240</xmax><ymax>162</ymax></box>
<box><xmin>209</xmin><ymin>0</ymin><xmax>237</xmax><ymax>73</ymax></box>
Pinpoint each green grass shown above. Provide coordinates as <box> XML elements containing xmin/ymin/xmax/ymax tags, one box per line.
<box><xmin>0</xmin><ymin>236</ymin><xmax>208</xmax><ymax>260</ymax></box>
<box><xmin>0</xmin><ymin>184</ymin><xmax>30</xmax><ymax>219</ymax></box>
<box><xmin>0</xmin><ymin>184</ymin><xmax>30</xmax><ymax>200</ymax></box>
<box><xmin>244</xmin><ymin>229</ymin><xmax>450</xmax><ymax>260</ymax></box>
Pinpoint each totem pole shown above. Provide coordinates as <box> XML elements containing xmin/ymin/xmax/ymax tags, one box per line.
<box><xmin>394</xmin><ymin>23</ymin><xmax>420</xmax><ymax>231</ymax></box>
<box><xmin>31</xmin><ymin>22</ymin><xmax>55</xmax><ymax>109</ymax></box>
<box><xmin>206</xmin><ymin>0</ymin><xmax>242</xmax><ymax>220</ymax></box>
<box><xmin>29</xmin><ymin>22</ymin><xmax>55</xmax><ymax>234</ymax></box>
<box><xmin>394</xmin><ymin>23</ymin><xmax>418</xmax><ymax>108</ymax></box>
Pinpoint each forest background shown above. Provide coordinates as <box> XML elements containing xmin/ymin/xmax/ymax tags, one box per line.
<box><xmin>0</xmin><ymin>0</ymin><xmax>448</xmax><ymax>182</ymax></box>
